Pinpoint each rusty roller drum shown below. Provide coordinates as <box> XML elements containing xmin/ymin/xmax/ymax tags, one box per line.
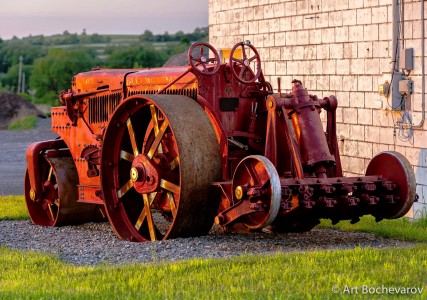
<box><xmin>101</xmin><ymin>95</ymin><xmax>221</xmax><ymax>242</ymax></box>
<box><xmin>366</xmin><ymin>151</ymin><xmax>416</xmax><ymax>219</ymax></box>
<box><xmin>25</xmin><ymin>156</ymin><xmax>102</xmax><ymax>226</ymax></box>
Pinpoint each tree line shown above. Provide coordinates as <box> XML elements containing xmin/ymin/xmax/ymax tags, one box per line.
<box><xmin>0</xmin><ymin>27</ymin><xmax>208</xmax><ymax>104</ymax></box>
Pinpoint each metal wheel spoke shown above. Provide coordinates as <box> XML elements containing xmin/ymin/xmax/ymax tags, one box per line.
<box><xmin>241</xmin><ymin>45</ymin><xmax>247</xmax><ymax>59</ymax></box>
<box><xmin>117</xmin><ymin>179</ymin><xmax>134</xmax><ymax>199</ymax></box>
<box><xmin>239</xmin><ymin>66</ymin><xmax>247</xmax><ymax>79</ymax></box>
<box><xmin>135</xmin><ymin>193</ymin><xmax>157</xmax><ymax>230</ymax></box>
<box><xmin>169</xmin><ymin>156</ymin><xmax>180</xmax><ymax>170</ymax></box>
<box><xmin>248</xmin><ymin>55</ymin><xmax>258</xmax><ymax>62</ymax></box>
<box><xmin>47</xmin><ymin>167</ymin><xmax>53</xmax><ymax>181</ymax></box>
<box><xmin>47</xmin><ymin>204</ymin><xmax>55</xmax><ymax>221</ymax></box>
<box><xmin>150</xmin><ymin>104</ymin><xmax>163</xmax><ymax>154</ymax></box>
<box><xmin>120</xmin><ymin>150</ymin><xmax>134</xmax><ymax>162</ymax></box>
<box><xmin>191</xmin><ymin>57</ymin><xmax>202</xmax><ymax>63</ymax></box>
<box><xmin>147</xmin><ymin>120</ymin><xmax>169</xmax><ymax>159</ymax></box>
<box><xmin>232</xmin><ymin>57</ymin><xmax>243</xmax><ymax>64</ymax></box>
<box><xmin>160</xmin><ymin>179</ymin><xmax>180</xmax><ymax>194</ymax></box>
<box><xmin>167</xmin><ymin>192</ymin><xmax>177</xmax><ymax>219</ymax></box>
<box><xmin>248</xmin><ymin>67</ymin><xmax>256</xmax><ymax>78</ymax></box>
<box><xmin>143</xmin><ymin>194</ymin><xmax>156</xmax><ymax>241</ymax></box>
<box><xmin>126</xmin><ymin>118</ymin><xmax>139</xmax><ymax>156</ymax></box>
<box><xmin>244</xmin><ymin>163</ymin><xmax>260</xmax><ymax>186</ymax></box>
<box><xmin>150</xmin><ymin>105</ymin><xmax>160</xmax><ymax>136</ymax></box>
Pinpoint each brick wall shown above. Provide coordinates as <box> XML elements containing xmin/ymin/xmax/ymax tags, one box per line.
<box><xmin>209</xmin><ymin>0</ymin><xmax>427</xmax><ymax>217</ymax></box>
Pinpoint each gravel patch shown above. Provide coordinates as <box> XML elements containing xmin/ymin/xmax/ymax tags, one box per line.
<box><xmin>0</xmin><ymin>220</ymin><xmax>414</xmax><ymax>266</ymax></box>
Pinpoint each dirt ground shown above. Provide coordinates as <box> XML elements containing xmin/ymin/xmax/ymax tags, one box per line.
<box><xmin>0</xmin><ymin>118</ymin><xmax>56</xmax><ymax>195</ymax></box>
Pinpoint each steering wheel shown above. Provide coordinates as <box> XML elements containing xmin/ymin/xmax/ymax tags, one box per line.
<box><xmin>230</xmin><ymin>41</ymin><xmax>261</xmax><ymax>84</ymax></box>
<box><xmin>188</xmin><ymin>42</ymin><xmax>221</xmax><ymax>75</ymax></box>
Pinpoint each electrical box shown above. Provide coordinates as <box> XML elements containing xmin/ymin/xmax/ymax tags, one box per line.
<box><xmin>399</xmin><ymin>79</ymin><xmax>414</xmax><ymax>95</ymax></box>
<box><xmin>399</xmin><ymin>48</ymin><xmax>414</xmax><ymax>71</ymax></box>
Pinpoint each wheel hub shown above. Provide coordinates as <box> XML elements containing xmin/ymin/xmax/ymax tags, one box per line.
<box><xmin>131</xmin><ymin>154</ymin><xmax>160</xmax><ymax>194</ymax></box>
<box><xmin>234</xmin><ymin>186</ymin><xmax>245</xmax><ymax>200</ymax></box>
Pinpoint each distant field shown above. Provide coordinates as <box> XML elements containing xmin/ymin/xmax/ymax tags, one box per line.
<box><xmin>47</xmin><ymin>36</ymin><xmax>181</xmax><ymax>58</ymax></box>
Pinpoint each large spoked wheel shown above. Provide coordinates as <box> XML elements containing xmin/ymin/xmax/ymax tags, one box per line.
<box><xmin>101</xmin><ymin>95</ymin><xmax>221</xmax><ymax>242</ymax></box>
<box><xmin>230</xmin><ymin>42</ymin><xmax>261</xmax><ymax>84</ymax></box>
<box><xmin>366</xmin><ymin>151</ymin><xmax>416</xmax><ymax>219</ymax></box>
<box><xmin>25</xmin><ymin>156</ymin><xmax>99</xmax><ymax>226</ymax></box>
<box><xmin>232</xmin><ymin>155</ymin><xmax>281</xmax><ymax>229</ymax></box>
<box><xmin>188</xmin><ymin>42</ymin><xmax>221</xmax><ymax>75</ymax></box>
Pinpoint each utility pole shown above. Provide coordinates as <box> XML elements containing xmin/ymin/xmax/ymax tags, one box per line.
<box><xmin>17</xmin><ymin>55</ymin><xmax>23</xmax><ymax>94</ymax></box>
<box><xmin>22</xmin><ymin>72</ymin><xmax>26</xmax><ymax>93</ymax></box>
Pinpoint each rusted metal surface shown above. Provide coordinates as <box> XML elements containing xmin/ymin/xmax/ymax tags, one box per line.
<box><xmin>25</xmin><ymin>41</ymin><xmax>417</xmax><ymax>241</ymax></box>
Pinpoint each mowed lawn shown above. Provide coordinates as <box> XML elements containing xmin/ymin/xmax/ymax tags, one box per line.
<box><xmin>1</xmin><ymin>196</ymin><xmax>426</xmax><ymax>299</ymax></box>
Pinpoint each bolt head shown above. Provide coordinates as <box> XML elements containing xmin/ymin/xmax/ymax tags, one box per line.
<box><xmin>29</xmin><ymin>189</ymin><xmax>36</xmax><ymax>201</ymax></box>
<box><xmin>235</xmin><ymin>186</ymin><xmax>244</xmax><ymax>200</ymax></box>
<box><xmin>214</xmin><ymin>215</ymin><xmax>224</xmax><ymax>225</ymax></box>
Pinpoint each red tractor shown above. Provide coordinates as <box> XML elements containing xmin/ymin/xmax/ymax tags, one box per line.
<box><xmin>25</xmin><ymin>41</ymin><xmax>417</xmax><ymax>242</ymax></box>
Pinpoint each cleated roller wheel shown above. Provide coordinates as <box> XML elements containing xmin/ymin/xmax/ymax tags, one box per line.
<box><xmin>366</xmin><ymin>151</ymin><xmax>416</xmax><ymax>219</ymax></box>
<box><xmin>101</xmin><ymin>95</ymin><xmax>221</xmax><ymax>242</ymax></box>
<box><xmin>25</xmin><ymin>156</ymin><xmax>101</xmax><ymax>226</ymax></box>
<box><xmin>231</xmin><ymin>155</ymin><xmax>281</xmax><ymax>229</ymax></box>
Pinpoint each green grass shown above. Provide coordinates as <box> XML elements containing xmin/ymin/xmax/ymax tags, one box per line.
<box><xmin>320</xmin><ymin>215</ymin><xmax>427</xmax><ymax>242</ymax></box>
<box><xmin>0</xmin><ymin>195</ymin><xmax>28</xmax><ymax>220</ymax></box>
<box><xmin>7</xmin><ymin>115</ymin><xmax>37</xmax><ymax>130</ymax></box>
<box><xmin>0</xmin><ymin>246</ymin><xmax>426</xmax><ymax>299</ymax></box>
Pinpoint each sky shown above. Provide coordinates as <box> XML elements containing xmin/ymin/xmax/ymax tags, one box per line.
<box><xmin>0</xmin><ymin>0</ymin><xmax>208</xmax><ymax>40</ymax></box>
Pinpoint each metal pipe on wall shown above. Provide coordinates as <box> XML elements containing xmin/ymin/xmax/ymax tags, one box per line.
<box><xmin>412</xmin><ymin>0</ymin><xmax>425</xmax><ymax>128</ymax></box>
<box><xmin>392</xmin><ymin>0</ymin><xmax>399</xmax><ymax>70</ymax></box>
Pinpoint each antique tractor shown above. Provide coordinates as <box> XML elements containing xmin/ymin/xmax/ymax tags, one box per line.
<box><xmin>25</xmin><ymin>41</ymin><xmax>417</xmax><ymax>242</ymax></box>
